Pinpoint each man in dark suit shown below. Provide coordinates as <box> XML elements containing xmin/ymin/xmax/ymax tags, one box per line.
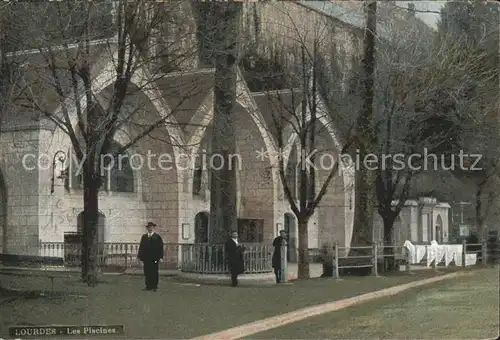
<box><xmin>225</xmin><ymin>231</ymin><xmax>245</xmax><ymax>287</ymax></box>
<box><xmin>137</xmin><ymin>222</ymin><xmax>164</xmax><ymax>291</ymax></box>
<box><xmin>272</xmin><ymin>230</ymin><xmax>287</xmax><ymax>283</ymax></box>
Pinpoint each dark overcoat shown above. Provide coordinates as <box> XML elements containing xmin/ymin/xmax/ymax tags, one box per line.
<box><xmin>272</xmin><ymin>236</ymin><xmax>285</xmax><ymax>268</ymax></box>
<box><xmin>225</xmin><ymin>239</ymin><xmax>245</xmax><ymax>274</ymax></box>
<box><xmin>138</xmin><ymin>233</ymin><xmax>164</xmax><ymax>262</ymax></box>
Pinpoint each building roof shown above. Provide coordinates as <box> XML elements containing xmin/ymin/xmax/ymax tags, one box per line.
<box><xmin>155</xmin><ymin>69</ymin><xmax>214</xmax><ymax>131</ymax></box>
<box><xmin>251</xmin><ymin>89</ymin><xmax>303</xmax><ymax>145</ymax></box>
<box><xmin>3</xmin><ymin>44</ymin><xmax>215</xmax><ymax>134</ymax></box>
<box><xmin>2</xmin><ymin>42</ymin><xmax>112</xmax><ymax>132</ymax></box>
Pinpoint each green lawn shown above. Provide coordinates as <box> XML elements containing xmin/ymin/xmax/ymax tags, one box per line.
<box><xmin>247</xmin><ymin>267</ymin><xmax>500</xmax><ymax>339</ymax></box>
<box><xmin>0</xmin><ymin>268</ymin><xmax>465</xmax><ymax>339</ymax></box>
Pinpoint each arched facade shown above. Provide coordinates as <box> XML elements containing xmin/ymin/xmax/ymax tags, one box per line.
<box><xmin>0</xmin><ymin>0</ymin><xmax>444</xmax><ymax>257</ymax></box>
<box><xmin>181</xmin><ymin>70</ymin><xmax>279</xmax><ymax>243</ymax></box>
<box><xmin>1</xmin><ymin>53</ymin><xmax>353</xmax><ymax>256</ymax></box>
<box><xmin>276</xmin><ymin>97</ymin><xmax>355</xmax><ymax>252</ymax></box>
<box><xmin>29</xmin><ymin>55</ymin><xmax>184</xmax><ymax>247</ymax></box>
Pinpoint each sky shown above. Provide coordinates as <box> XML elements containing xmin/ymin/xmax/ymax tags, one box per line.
<box><xmin>397</xmin><ymin>1</ymin><xmax>446</xmax><ymax>29</ymax></box>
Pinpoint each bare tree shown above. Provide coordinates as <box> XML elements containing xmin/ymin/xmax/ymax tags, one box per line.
<box><xmin>368</xmin><ymin>12</ymin><xmax>468</xmax><ymax>270</ymax></box>
<box><xmin>242</xmin><ymin>5</ymin><xmax>357</xmax><ymax>278</ymax></box>
<box><xmin>373</xmin><ymin>0</ymin><xmax>499</xmax><ymax>268</ymax></box>
<box><xmin>436</xmin><ymin>1</ymin><xmax>500</xmax><ymax>237</ymax></box>
<box><xmin>9</xmin><ymin>1</ymin><xmax>199</xmax><ymax>285</ymax></box>
<box><xmin>268</xmin><ymin>46</ymin><xmax>353</xmax><ymax>278</ymax></box>
<box><xmin>374</xmin><ymin>51</ymin><xmax>466</xmax><ymax>269</ymax></box>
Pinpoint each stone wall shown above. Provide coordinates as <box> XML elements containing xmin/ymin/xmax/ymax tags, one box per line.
<box><xmin>234</xmin><ymin>105</ymin><xmax>275</xmax><ymax>242</ymax></box>
<box><xmin>314</xmin><ymin>118</ymin><xmax>348</xmax><ymax>250</ymax></box>
<box><xmin>0</xmin><ymin>128</ymin><xmax>41</xmax><ymax>255</ymax></box>
<box><xmin>32</xmin><ymin>87</ymin><xmax>182</xmax><ymax>247</ymax></box>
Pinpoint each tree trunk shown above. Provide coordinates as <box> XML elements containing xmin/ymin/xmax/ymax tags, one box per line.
<box><xmin>351</xmin><ymin>168</ymin><xmax>377</xmax><ymax>248</ymax></box>
<box><xmin>209</xmin><ymin>149</ymin><xmax>238</xmax><ymax>243</ymax></box>
<box><xmin>297</xmin><ymin>218</ymin><xmax>310</xmax><ymax>279</ymax></box>
<box><xmin>382</xmin><ymin>213</ymin><xmax>397</xmax><ymax>272</ymax></box>
<box><xmin>208</xmin><ymin>3</ymin><xmax>241</xmax><ymax>244</ymax></box>
<box><xmin>82</xmin><ymin>166</ymin><xmax>100</xmax><ymax>286</ymax></box>
<box><xmin>350</xmin><ymin>1</ymin><xmax>377</xmax><ymax>253</ymax></box>
<box><xmin>81</xmin><ymin>226</ymin><xmax>88</xmax><ymax>281</ymax></box>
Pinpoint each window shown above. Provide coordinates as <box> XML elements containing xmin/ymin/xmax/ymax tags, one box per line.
<box><xmin>193</xmin><ymin>168</ymin><xmax>202</xmax><ymax>195</ymax></box>
<box><xmin>65</xmin><ymin>156</ymin><xmax>105</xmax><ymax>191</ymax></box>
<box><xmin>66</xmin><ymin>142</ymin><xmax>134</xmax><ymax>193</ymax></box>
<box><xmin>193</xmin><ymin>144</ymin><xmax>209</xmax><ymax>197</ymax></box>
<box><xmin>110</xmin><ymin>154</ymin><xmax>134</xmax><ymax>192</ymax></box>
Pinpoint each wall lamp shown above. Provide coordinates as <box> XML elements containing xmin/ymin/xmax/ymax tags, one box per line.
<box><xmin>50</xmin><ymin>150</ymin><xmax>68</xmax><ymax>194</ymax></box>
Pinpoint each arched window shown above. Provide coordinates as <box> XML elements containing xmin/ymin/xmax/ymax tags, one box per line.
<box><xmin>193</xmin><ymin>139</ymin><xmax>210</xmax><ymax>197</ymax></box>
<box><xmin>108</xmin><ymin>144</ymin><xmax>134</xmax><ymax>192</ymax></box>
<box><xmin>65</xmin><ymin>152</ymin><xmax>105</xmax><ymax>191</ymax></box>
<box><xmin>65</xmin><ymin>142</ymin><xmax>134</xmax><ymax>193</ymax></box>
<box><xmin>192</xmin><ymin>155</ymin><xmax>203</xmax><ymax>196</ymax></box>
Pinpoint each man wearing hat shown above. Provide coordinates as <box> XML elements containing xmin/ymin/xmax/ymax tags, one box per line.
<box><xmin>137</xmin><ymin>222</ymin><xmax>164</xmax><ymax>291</ymax></box>
<box><xmin>225</xmin><ymin>230</ymin><xmax>245</xmax><ymax>287</ymax></box>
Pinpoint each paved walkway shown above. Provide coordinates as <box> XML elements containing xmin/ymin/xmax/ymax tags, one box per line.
<box><xmin>0</xmin><ymin>262</ymin><xmax>324</xmax><ymax>282</ymax></box>
<box><xmin>191</xmin><ymin>271</ymin><xmax>469</xmax><ymax>340</ymax></box>
<box><xmin>0</xmin><ymin>268</ymin><xmax>466</xmax><ymax>339</ymax></box>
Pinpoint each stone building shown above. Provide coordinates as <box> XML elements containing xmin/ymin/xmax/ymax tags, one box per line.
<box><xmin>0</xmin><ymin>1</ymin><xmax>437</xmax><ymax>259</ymax></box>
<box><xmin>373</xmin><ymin>197</ymin><xmax>451</xmax><ymax>249</ymax></box>
<box><xmin>0</xmin><ymin>58</ymin><xmax>355</xmax><ymax>257</ymax></box>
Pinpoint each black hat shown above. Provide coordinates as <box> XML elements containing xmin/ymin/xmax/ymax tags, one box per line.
<box><xmin>145</xmin><ymin>222</ymin><xmax>157</xmax><ymax>228</ymax></box>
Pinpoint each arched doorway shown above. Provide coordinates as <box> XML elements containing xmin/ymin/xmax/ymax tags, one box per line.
<box><xmin>194</xmin><ymin>212</ymin><xmax>209</xmax><ymax>243</ymax></box>
<box><xmin>0</xmin><ymin>170</ymin><xmax>7</xmax><ymax>253</ymax></box>
<box><xmin>284</xmin><ymin>213</ymin><xmax>297</xmax><ymax>262</ymax></box>
<box><xmin>435</xmin><ymin>214</ymin><xmax>443</xmax><ymax>243</ymax></box>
